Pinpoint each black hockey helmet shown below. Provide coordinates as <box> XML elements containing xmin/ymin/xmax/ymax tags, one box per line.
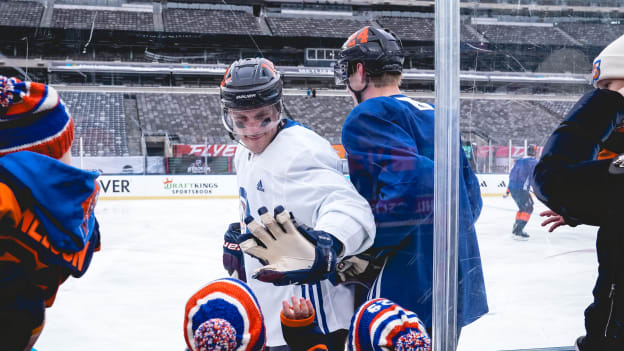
<box><xmin>220</xmin><ymin>57</ymin><xmax>282</xmax><ymax>110</ymax></box>
<box><xmin>220</xmin><ymin>58</ymin><xmax>283</xmax><ymax>136</ymax></box>
<box><xmin>334</xmin><ymin>26</ymin><xmax>404</xmax><ymax>85</ymax></box>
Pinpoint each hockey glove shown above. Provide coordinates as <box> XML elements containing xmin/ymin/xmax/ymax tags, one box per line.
<box><xmin>223</xmin><ymin>222</ymin><xmax>246</xmax><ymax>282</ymax></box>
<box><xmin>240</xmin><ymin>205</ymin><xmax>342</xmax><ymax>286</ymax></box>
<box><xmin>331</xmin><ymin>252</ymin><xmax>382</xmax><ymax>289</ymax></box>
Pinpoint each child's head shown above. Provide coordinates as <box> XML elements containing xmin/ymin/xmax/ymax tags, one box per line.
<box><xmin>0</xmin><ymin>76</ymin><xmax>74</xmax><ymax>163</ymax></box>
<box><xmin>348</xmin><ymin>298</ymin><xmax>431</xmax><ymax>351</ymax></box>
<box><xmin>183</xmin><ymin>278</ymin><xmax>266</xmax><ymax>351</ymax></box>
<box><xmin>592</xmin><ymin>34</ymin><xmax>624</xmax><ymax>92</ymax></box>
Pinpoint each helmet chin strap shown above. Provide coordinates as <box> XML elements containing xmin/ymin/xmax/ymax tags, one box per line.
<box><xmin>346</xmin><ymin>75</ymin><xmax>370</xmax><ymax>104</ymax></box>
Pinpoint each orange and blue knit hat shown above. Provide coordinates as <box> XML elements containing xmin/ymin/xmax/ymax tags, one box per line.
<box><xmin>0</xmin><ymin>76</ymin><xmax>74</xmax><ymax>159</ymax></box>
<box><xmin>348</xmin><ymin>298</ymin><xmax>431</xmax><ymax>351</ymax></box>
<box><xmin>184</xmin><ymin>278</ymin><xmax>266</xmax><ymax>351</ymax></box>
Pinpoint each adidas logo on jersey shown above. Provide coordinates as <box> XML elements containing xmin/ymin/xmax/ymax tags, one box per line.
<box><xmin>256</xmin><ymin>180</ymin><xmax>265</xmax><ymax>192</ymax></box>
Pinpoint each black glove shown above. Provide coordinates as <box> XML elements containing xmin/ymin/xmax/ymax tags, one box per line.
<box><xmin>223</xmin><ymin>222</ymin><xmax>246</xmax><ymax>282</ymax></box>
<box><xmin>332</xmin><ymin>253</ymin><xmax>382</xmax><ymax>289</ymax></box>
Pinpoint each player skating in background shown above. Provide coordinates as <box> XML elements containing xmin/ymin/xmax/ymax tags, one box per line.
<box><xmin>219</xmin><ymin>57</ymin><xmax>376</xmax><ymax>350</ymax></box>
<box><xmin>507</xmin><ymin>145</ymin><xmax>538</xmax><ymax>240</ymax></box>
<box><xmin>0</xmin><ymin>77</ymin><xmax>101</xmax><ymax>350</ymax></box>
<box><xmin>533</xmin><ymin>34</ymin><xmax>624</xmax><ymax>351</ymax></box>
<box><xmin>334</xmin><ymin>26</ymin><xmax>488</xmax><ymax>337</ymax></box>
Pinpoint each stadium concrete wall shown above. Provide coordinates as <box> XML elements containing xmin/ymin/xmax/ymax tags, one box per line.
<box><xmin>97</xmin><ymin>174</ymin><xmax>510</xmax><ymax>200</ymax></box>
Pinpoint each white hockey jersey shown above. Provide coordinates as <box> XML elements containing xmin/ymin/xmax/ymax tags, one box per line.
<box><xmin>234</xmin><ymin>119</ymin><xmax>375</xmax><ymax>347</ymax></box>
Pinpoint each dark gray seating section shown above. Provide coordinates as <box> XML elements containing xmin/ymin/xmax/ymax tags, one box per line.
<box><xmin>164</xmin><ymin>8</ymin><xmax>264</xmax><ymax>35</ymax></box>
<box><xmin>0</xmin><ymin>1</ymin><xmax>43</xmax><ymax>27</ymax></box>
<box><xmin>472</xmin><ymin>24</ymin><xmax>576</xmax><ymax>46</ymax></box>
<box><xmin>266</xmin><ymin>16</ymin><xmax>371</xmax><ymax>38</ymax></box>
<box><xmin>60</xmin><ymin>92</ymin><xmax>130</xmax><ymax>156</ymax></box>
<box><xmin>52</xmin><ymin>8</ymin><xmax>154</xmax><ymax>31</ymax></box>
<box><xmin>135</xmin><ymin>94</ymin><xmax>227</xmax><ymax>144</ymax></box>
<box><xmin>533</xmin><ymin>100</ymin><xmax>575</xmax><ymax>119</ymax></box>
<box><xmin>460</xmin><ymin>98</ymin><xmax>562</xmax><ymax>145</ymax></box>
<box><xmin>377</xmin><ymin>16</ymin><xmax>481</xmax><ymax>42</ymax></box>
<box><xmin>557</xmin><ymin>23</ymin><xmax>624</xmax><ymax>47</ymax></box>
<box><xmin>283</xmin><ymin>95</ymin><xmax>353</xmax><ymax>145</ymax></box>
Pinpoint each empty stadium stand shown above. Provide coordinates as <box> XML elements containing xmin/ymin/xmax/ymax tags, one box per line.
<box><xmin>533</xmin><ymin>99</ymin><xmax>574</xmax><ymax>118</ymax></box>
<box><xmin>265</xmin><ymin>15</ymin><xmax>372</xmax><ymax>38</ymax></box>
<box><xmin>135</xmin><ymin>93</ymin><xmax>226</xmax><ymax>144</ymax></box>
<box><xmin>163</xmin><ymin>8</ymin><xmax>265</xmax><ymax>35</ymax></box>
<box><xmin>471</xmin><ymin>23</ymin><xmax>577</xmax><ymax>46</ymax></box>
<box><xmin>377</xmin><ymin>16</ymin><xmax>483</xmax><ymax>43</ymax></box>
<box><xmin>556</xmin><ymin>22</ymin><xmax>624</xmax><ymax>47</ymax></box>
<box><xmin>460</xmin><ymin>98</ymin><xmax>562</xmax><ymax>145</ymax></box>
<box><xmin>57</xmin><ymin>91</ymin><xmax>575</xmax><ymax>155</ymax></box>
<box><xmin>283</xmin><ymin>95</ymin><xmax>353</xmax><ymax>144</ymax></box>
<box><xmin>60</xmin><ymin>91</ymin><xmax>131</xmax><ymax>156</ymax></box>
<box><xmin>0</xmin><ymin>1</ymin><xmax>43</xmax><ymax>27</ymax></box>
<box><xmin>52</xmin><ymin>8</ymin><xmax>154</xmax><ymax>31</ymax></box>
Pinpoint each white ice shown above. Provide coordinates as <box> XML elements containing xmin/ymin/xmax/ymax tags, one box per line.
<box><xmin>35</xmin><ymin>196</ymin><xmax>597</xmax><ymax>351</ymax></box>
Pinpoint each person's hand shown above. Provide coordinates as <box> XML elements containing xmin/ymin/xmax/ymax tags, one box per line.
<box><xmin>281</xmin><ymin>296</ymin><xmax>314</xmax><ymax>320</ymax></box>
<box><xmin>540</xmin><ymin>210</ymin><xmax>567</xmax><ymax>232</ymax></box>
<box><xmin>618</xmin><ymin>86</ymin><xmax>624</xmax><ymax>97</ymax></box>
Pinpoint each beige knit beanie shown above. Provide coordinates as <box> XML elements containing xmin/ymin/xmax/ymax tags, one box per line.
<box><xmin>592</xmin><ymin>34</ymin><xmax>624</xmax><ymax>88</ymax></box>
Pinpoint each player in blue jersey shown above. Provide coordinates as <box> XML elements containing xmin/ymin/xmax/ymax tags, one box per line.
<box><xmin>0</xmin><ymin>77</ymin><xmax>101</xmax><ymax>350</ymax></box>
<box><xmin>219</xmin><ymin>57</ymin><xmax>376</xmax><ymax>350</ymax></box>
<box><xmin>534</xmin><ymin>34</ymin><xmax>624</xmax><ymax>351</ymax></box>
<box><xmin>334</xmin><ymin>27</ymin><xmax>488</xmax><ymax>337</ymax></box>
<box><xmin>507</xmin><ymin>146</ymin><xmax>538</xmax><ymax>240</ymax></box>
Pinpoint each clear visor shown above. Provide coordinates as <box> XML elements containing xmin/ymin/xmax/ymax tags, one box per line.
<box><xmin>334</xmin><ymin>61</ymin><xmax>349</xmax><ymax>86</ymax></box>
<box><xmin>222</xmin><ymin>102</ymin><xmax>282</xmax><ymax>137</ymax></box>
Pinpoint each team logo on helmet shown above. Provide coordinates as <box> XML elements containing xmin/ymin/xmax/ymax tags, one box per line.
<box><xmin>346</xmin><ymin>27</ymin><xmax>370</xmax><ymax>48</ymax></box>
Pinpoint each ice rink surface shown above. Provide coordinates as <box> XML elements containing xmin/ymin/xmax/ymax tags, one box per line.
<box><xmin>36</xmin><ymin>196</ymin><xmax>598</xmax><ymax>351</ymax></box>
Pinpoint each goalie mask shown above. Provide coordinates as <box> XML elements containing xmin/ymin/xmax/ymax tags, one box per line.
<box><xmin>220</xmin><ymin>58</ymin><xmax>284</xmax><ymax>153</ymax></box>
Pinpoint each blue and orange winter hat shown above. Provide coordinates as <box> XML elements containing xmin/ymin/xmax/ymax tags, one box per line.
<box><xmin>0</xmin><ymin>76</ymin><xmax>74</xmax><ymax>159</ymax></box>
<box><xmin>349</xmin><ymin>298</ymin><xmax>431</xmax><ymax>351</ymax></box>
<box><xmin>184</xmin><ymin>278</ymin><xmax>266</xmax><ymax>351</ymax></box>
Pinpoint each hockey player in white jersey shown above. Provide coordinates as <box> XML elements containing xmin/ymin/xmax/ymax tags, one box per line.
<box><xmin>219</xmin><ymin>57</ymin><xmax>376</xmax><ymax>351</ymax></box>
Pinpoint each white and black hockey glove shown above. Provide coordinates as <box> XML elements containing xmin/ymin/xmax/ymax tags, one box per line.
<box><xmin>240</xmin><ymin>205</ymin><xmax>343</xmax><ymax>286</ymax></box>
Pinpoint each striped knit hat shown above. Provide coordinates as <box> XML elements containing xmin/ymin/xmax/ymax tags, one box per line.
<box><xmin>184</xmin><ymin>278</ymin><xmax>266</xmax><ymax>351</ymax></box>
<box><xmin>348</xmin><ymin>298</ymin><xmax>431</xmax><ymax>351</ymax></box>
<box><xmin>0</xmin><ymin>76</ymin><xmax>74</xmax><ymax>159</ymax></box>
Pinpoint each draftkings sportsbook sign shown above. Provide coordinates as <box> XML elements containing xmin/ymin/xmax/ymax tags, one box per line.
<box><xmin>97</xmin><ymin>175</ymin><xmax>238</xmax><ymax>200</ymax></box>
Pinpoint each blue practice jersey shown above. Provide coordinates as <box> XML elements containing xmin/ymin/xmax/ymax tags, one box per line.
<box><xmin>509</xmin><ymin>157</ymin><xmax>538</xmax><ymax>191</ymax></box>
<box><xmin>342</xmin><ymin>95</ymin><xmax>488</xmax><ymax>328</ymax></box>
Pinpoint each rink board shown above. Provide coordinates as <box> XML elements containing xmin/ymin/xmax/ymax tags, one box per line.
<box><xmin>97</xmin><ymin>174</ymin><xmax>238</xmax><ymax>200</ymax></box>
<box><xmin>97</xmin><ymin>174</ymin><xmax>509</xmax><ymax>200</ymax></box>
<box><xmin>502</xmin><ymin>347</ymin><xmax>574</xmax><ymax>351</ymax></box>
